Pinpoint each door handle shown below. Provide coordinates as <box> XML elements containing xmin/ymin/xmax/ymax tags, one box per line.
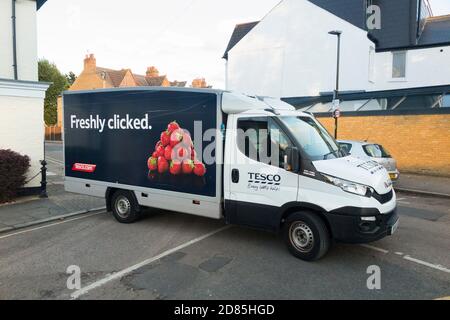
<box><xmin>232</xmin><ymin>169</ymin><xmax>240</xmax><ymax>183</ymax></box>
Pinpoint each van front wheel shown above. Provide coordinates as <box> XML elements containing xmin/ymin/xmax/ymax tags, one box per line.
<box><xmin>111</xmin><ymin>190</ymin><xmax>140</xmax><ymax>224</ymax></box>
<box><xmin>283</xmin><ymin>212</ymin><xmax>330</xmax><ymax>261</ymax></box>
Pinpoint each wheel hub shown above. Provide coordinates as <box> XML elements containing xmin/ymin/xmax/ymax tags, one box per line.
<box><xmin>290</xmin><ymin>222</ymin><xmax>314</xmax><ymax>253</ymax></box>
<box><xmin>115</xmin><ymin>196</ymin><xmax>131</xmax><ymax>218</ymax></box>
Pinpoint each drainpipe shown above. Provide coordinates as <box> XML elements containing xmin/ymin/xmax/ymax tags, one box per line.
<box><xmin>12</xmin><ymin>0</ymin><xmax>18</xmax><ymax>80</ymax></box>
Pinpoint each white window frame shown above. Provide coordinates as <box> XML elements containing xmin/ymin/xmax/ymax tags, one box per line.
<box><xmin>391</xmin><ymin>51</ymin><xmax>407</xmax><ymax>81</ymax></box>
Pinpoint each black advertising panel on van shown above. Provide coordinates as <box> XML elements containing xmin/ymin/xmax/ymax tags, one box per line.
<box><xmin>64</xmin><ymin>89</ymin><xmax>217</xmax><ymax>197</ymax></box>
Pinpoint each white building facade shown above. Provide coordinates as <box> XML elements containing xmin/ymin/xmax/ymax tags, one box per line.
<box><xmin>0</xmin><ymin>0</ymin><xmax>49</xmax><ymax>191</ymax></box>
<box><xmin>224</xmin><ymin>0</ymin><xmax>450</xmax><ymax>110</ymax></box>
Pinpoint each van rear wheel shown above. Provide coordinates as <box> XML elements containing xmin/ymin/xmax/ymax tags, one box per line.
<box><xmin>111</xmin><ymin>190</ymin><xmax>140</xmax><ymax>224</ymax></box>
<box><xmin>283</xmin><ymin>211</ymin><xmax>330</xmax><ymax>261</ymax></box>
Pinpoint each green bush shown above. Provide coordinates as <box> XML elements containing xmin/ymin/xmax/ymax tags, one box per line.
<box><xmin>0</xmin><ymin>149</ymin><xmax>30</xmax><ymax>203</ymax></box>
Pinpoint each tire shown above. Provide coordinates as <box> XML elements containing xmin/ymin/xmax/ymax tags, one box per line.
<box><xmin>283</xmin><ymin>211</ymin><xmax>330</xmax><ymax>261</ymax></box>
<box><xmin>111</xmin><ymin>190</ymin><xmax>140</xmax><ymax>224</ymax></box>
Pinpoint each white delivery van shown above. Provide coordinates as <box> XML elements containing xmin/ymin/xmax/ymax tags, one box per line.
<box><xmin>63</xmin><ymin>87</ymin><xmax>398</xmax><ymax>261</ymax></box>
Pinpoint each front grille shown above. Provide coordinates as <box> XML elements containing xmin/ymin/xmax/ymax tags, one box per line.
<box><xmin>373</xmin><ymin>190</ymin><xmax>393</xmax><ymax>204</ymax></box>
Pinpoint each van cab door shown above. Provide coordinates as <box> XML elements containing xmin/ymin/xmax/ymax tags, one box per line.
<box><xmin>224</xmin><ymin>115</ymin><xmax>299</xmax><ymax>231</ymax></box>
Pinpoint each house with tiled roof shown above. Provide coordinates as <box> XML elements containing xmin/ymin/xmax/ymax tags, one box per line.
<box><xmin>69</xmin><ymin>54</ymin><xmax>177</xmax><ymax>91</ymax></box>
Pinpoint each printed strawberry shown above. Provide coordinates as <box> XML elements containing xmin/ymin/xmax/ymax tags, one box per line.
<box><xmin>170</xmin><ymin>129</ymin><xmax>184</xmax><ymax>147</ymax></box>
<box><xmin>155</xmin><ymin>144</ymin><xmax>165</xmax><ymax>158</ymax></box>
<box><xmin>160</xmin><ymin>130</ymin><xmax>170</xmax><ymax>147</ymax></box>
<box><xmin>157</xmin><ymin>156</ymin><xmax>169</xmax><ymax>174</ymax></box>
<box><xmin>182</xmin><ymin>159</ymin><xmax>194</xmax><ymax>174</ymax></box>
<box><xmin>147</xmin><ymin>157</ymin><xmax>157</xmax><ymax>171</ymax></box>
<box><xmin>169</xmin><ymin>160</ymin><xmax>182</xmax><ymax>175</ymax></box>
<box><xmin>182</xmin><ymin>130</ymin><xmax>193</xmax><ymax>146</ymax></box>
<box><xmin>164</xmin><ymin>145</ymin><xmax>173</xmax><ymax>161</ymax></box>
<box><xmin>173</xmin><ymin>145</ymin><xmax>189</xmax><ymax>161</ymax></box>
<box><xmin>155</xmin><ymin>140</ymin><xmax>162</xmax><ymax>150</ymax></box>
<box><xmin>193</xmin><ymin>161</ymin><xmax>206</xmax><ymax>177</ymax></box>
<box><xmin>167</xmin><ymin>121</ymin><xmax>180</xmax><ymax>134</ymax></box>
<box><xmin>190</xmin><ymin>147</ymin><xmax>197</xmax><ymax>161</ymax></box>
<box><xmin>152</xmin><ymin>151</ymin><xmax>158</xmax><ymax>159</ymax></box>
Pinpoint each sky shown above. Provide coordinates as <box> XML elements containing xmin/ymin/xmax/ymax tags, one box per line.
<box><xmin>37</xmin><ymin>0</ymin><xmax>450</xmax><ymax>89</ymax></box>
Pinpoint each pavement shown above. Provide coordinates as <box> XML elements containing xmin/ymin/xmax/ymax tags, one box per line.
<box><xmin>0</xmin><ymin>142</ymin><xmax>104</xmax><ymax>233</ymax></box>
<box><xmin>395</xmin><ymin>173</ymin><xmax>450</xmax><ymax>198</ymax></box>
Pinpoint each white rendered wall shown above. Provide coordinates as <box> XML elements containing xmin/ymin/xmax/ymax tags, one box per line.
<box><xmin>373</xmin><ymin>46</ymin><xmax>450</xmax><ymax>91</ymax></box>
<box><xmin>0</xmin><ymin>0</ymin><xmax>38</xmax><ymax>81</ymax></box>
<box><xmin>0</xmin><ymin>80</ymin><xmax>48</xmax><ymax>188</ymax></box>
<box><xmin>227</xmin><ymin>0</ymin><xmax>375</xmax><ymax>98</ymax></box>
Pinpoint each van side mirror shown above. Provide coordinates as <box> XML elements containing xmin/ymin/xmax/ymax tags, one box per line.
<box><xmin>285</xmin><ymin>147</ymin><xmax>300</xmax><ymax>173</ymax></box>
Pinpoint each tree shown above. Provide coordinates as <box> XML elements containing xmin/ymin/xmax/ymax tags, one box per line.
<box><xmin>65</xmin><ymin>71</ymin><xmax>77</xmax><ymax>86</ymax></box>
<box><xmin>38</xmin><ymin>59</ymin><xmax>69</xmax><ymax>125</ymax></box>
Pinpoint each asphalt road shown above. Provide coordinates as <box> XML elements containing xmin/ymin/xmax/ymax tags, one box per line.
<box><xmin>0</xmin><ymin>143</ymin><xmax>448</xmax><ymax>300</ymax></box>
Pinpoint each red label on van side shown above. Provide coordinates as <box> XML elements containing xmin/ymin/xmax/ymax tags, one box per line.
<box><xmin>72</xmin><ymin>163</ymin><xmax>97</xmax><ymax>173</ymax></box>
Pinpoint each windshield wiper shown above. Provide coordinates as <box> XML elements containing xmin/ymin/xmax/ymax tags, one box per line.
<box><xmin>323</xmin><ymin>150</ymin><xmax>339</xmax><ymax>160</ymax></box>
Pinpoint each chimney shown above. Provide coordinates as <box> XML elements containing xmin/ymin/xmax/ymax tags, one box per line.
<box><xmin>146</xmin><ymin>66</ymin><xmax>159</xmax><ymax>77</ymax></box>
<box><xmin>84</xmin><ymin>54</ymin><xmax>96</xmax><ymax>72</ymax></box>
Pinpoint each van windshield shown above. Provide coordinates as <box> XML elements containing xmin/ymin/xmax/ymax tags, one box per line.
<box><xmin>280</xmin><ymin>116</ymin><xmax>344</xmax><ymax>161</ymax></box>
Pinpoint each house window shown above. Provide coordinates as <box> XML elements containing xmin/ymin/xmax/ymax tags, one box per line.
<box><xmin>392</xmin><ymin>51</ymin><xmax>406</xmax><ymax>78</ymax></box>
<box><xmin>368</xmin><ymin>47</ymin><xmax>375</xmax><ymax>83</ymax></box>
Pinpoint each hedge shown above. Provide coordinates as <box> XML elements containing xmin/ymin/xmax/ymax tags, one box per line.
<box><xmin>0</xmin><ymin>149</ymin><xmax>30</xmax><ymax>203</ymax></box>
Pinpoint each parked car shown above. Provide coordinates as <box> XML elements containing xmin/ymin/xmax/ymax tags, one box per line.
<box><xmin>338</xmin><ymin>140</ymin><xmax>400</xmax><ymax>182</ymax></box>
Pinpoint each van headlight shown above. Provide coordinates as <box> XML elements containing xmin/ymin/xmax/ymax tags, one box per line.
<box><xmin>321</xmin><ymin>174</ymin><xmax>373</xmax><ymax>197</ymax></box>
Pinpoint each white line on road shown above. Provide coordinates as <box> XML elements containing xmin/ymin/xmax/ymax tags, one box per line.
<box><xmin>360</xmin><ymin>244</ymin><xmax>389</xmax><ymax>254</ymax></box>
<box><xmin>360</xmin><ymin>244</ymin><xmax>450</xmax><ymax>275</ymax></box>
<box><xmin>0</xmin><ymin>212</ymin><xmax>104</xmax><ymax>240</ymax></box>
<box><xmin>70</xmin><ymin>225</ymin><xmax>231</xmax><ymax>300</ymax></box>
<box><xmin>403</xmin><ymin>255</ymin><xmax>450</xmax><ymax>274</ymax></box>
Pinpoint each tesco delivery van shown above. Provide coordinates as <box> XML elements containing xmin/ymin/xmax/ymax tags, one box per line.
<box><xmin>63</xmin><ymin>87</ymin><xmax>398</xmax><ymax>261</ymax></box>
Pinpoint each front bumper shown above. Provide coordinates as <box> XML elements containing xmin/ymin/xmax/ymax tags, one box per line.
<box><xmin>325</xmin><ymin>207</ymin><xmax>399</xmax><ymax>244</ymax></box>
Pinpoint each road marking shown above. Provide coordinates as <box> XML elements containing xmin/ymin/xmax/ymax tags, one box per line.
<box><xmin>403</xmin><ymin>255</ymin><xmax>450</xmax><ymax>274</ymax></box>
<box><xmin>46</xmin><ymin>157</ymin><xmax>64</xmax><ymax>165</ymax></box>
<box><xmin>360</xmin><ymin>244</ymin><xmax>389</xmax><ymax>254</ymax></box>
<box><xmin>360</xmin><ymin>244</ymin><xmax>450</xmax><ymax>275</ymax></box>
<box><xmin>0</xmin><ymin>212</ymin><xmax>103</xmax><ymax>240</ymax></box>
<box><xmin>70</xmin><ymin>225</ymin><xmax>231</xmax><ymax>300</ymax></box>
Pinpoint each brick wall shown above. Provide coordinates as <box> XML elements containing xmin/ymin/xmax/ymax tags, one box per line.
<box><xmin>317</xmin><ymin>114</ymin><xmax>450</xmax><ymax>177</ymax></box>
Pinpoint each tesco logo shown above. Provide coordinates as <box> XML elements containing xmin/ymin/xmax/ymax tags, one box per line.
<box><xmin>72</xmin><ymin>163</ymin><xmax>97</xmax><ymax>173</ymax></box>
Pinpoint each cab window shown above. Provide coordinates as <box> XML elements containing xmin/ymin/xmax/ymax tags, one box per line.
<box><xmin>237</xmin><ymin>117</ymin><xmax>293</xmax><ymax>169</ymax></box>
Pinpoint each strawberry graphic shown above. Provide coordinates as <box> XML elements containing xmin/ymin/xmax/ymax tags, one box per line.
<box><xmin>161</xmin><ymin>131</ymin><xmax>170</xmax><ymax>147</ymax></box>
<box><xmin>157</xmin><ymin>156</ymin><xmax>169</xmax><ymax>174</ymax></box>
<box><xmin>164</xmin><ymin>145</ymin><xmax>173</xmax><ymax>161</ymax></box>
<box><xmin>167</xmin><ymin>121</ymin><xmax>180</xmax><ymax>134</ymax></box>
<box><xmin>147</xmin><ymin>157</ymin><xmax>157</xmax><ymax>171</ymax></box>
<box><xmin>190</xmin><ymin>147</ymin><xmax>197</xmax><ymax>161</ymax></box>
<box><xmin>182</xmin><ymin>130</ymin><xmax>193</xmax><ymax>147</ymax></box>
<box><xmin>182</xmin><ymin>159</ymin><xmax>194</xmax><ymax>174</ymax></box>
<box><xmin>152</xmin><ymin>151</ymin><xmax>158</xmax><ymax>159</ymax></box>
<box><xmin>193</xmin><ymin>161</ymin><xmax>206</xmax><ymax>177</ymax></box>
<box><xmin>169</xmin><ymin>160</ymin><xmax>182</xmax><ymax>175</ymax></box>
<box><xmin>173</xmin><ymin>145</ymin><xmax>189</xmax><ymax>161</ymax></box>
<box><xmin>170</xmin><ymin>129</ymin><xmax>184</xmax><ymax>148</ymax></box>
<box><xmin>155</xmin><ymin>144</ymin><xmax>165</xmax><ymax>158</ymax></box>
